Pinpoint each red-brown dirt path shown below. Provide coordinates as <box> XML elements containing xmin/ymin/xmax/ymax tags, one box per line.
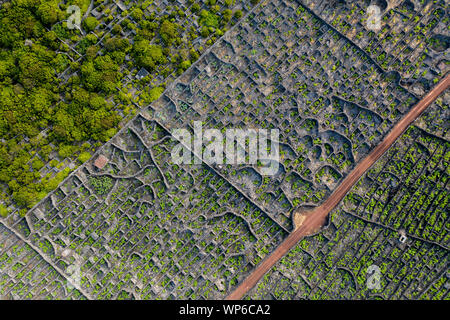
<box><xmin>225</xmin><ymin>73</ymin><xmax>450</xmax><ymax>300</ymax></box>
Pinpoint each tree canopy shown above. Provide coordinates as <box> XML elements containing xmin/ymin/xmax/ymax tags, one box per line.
<box><xmin>132</xmin><ymin>39</ymin><xmax>167</xmax><ymax>70</ymax></box>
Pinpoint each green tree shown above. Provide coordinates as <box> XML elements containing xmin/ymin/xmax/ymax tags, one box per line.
<box><xmin>131</xmin><ymin>8</ymin><xmax>144</xmax><ymax>21</ymax></box>
<box><xmin>148</xmin><ymin>86</ymin><xmax>164</xmax><ymax>102</ymax></box>
<box><xmin>191</xmin><ymin>3</ymin><xmax>200</xmax><ymax>13</ymax></box>
<box><xmin>37</xmin><ymin>1</ymin><xmax>62</xmax><ymax>25</ymax></box>
<box><xmin>83</xmin><ymin>16</ymin><xmax>99</xmax><ymax>32</ymax></box>
<box><xmin>111</xmin><ymin>24</ymin><xmax>123</xmax><ymax>35</ymax></box>
<box><xmin>78</xmin><ymin>151</ymin><xmax>91</xmax><ymax>163</ymax></box>
<box><xmin>89</xmin><ymin>176</ymin><xmax>114</xmax><ymax>195</ymax></box>
<box><xmin>132</xmin><ymin>40</ymin><xmax>166</xmax><ymax>70</ymax></box>
<box><xmin>80</xmin><ymin>55</ymin><xmax>119</xmax><ymax>93</ymax></box>
<box><xmin>179</xmin><ymin>60</ymin><xmax>191</xmax><ymax>71</ymax></box>
<box><xmin>159</xmin><ymin>20</ymin><xmax>179</xmax><ymax>46</ymax></box>
<box><xmin>200</xmin><ymin>26</ymin><xmax>210</xmax><ymax>38</ymax></box>
<box><xmin>199</xmin><ymin>10</ymin><xmax>219</xmax><ymax>28</ymax></box>
<box><xmin>0</xmin><ymin>204</ymin><xmax>9</xmax><ymax>217</ymax></box>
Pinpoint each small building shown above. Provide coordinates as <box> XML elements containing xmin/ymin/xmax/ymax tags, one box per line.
<box><xmin>136</xmin><ymin>67</ymin><xmax>149</xmax><ymax>80</ymax></box>
<box><xmin>94</xmin><ymin>155</ymin><xmax>109</xmax><ymax>170</ymax></box>
<box><xmin>399</xmin><ymin>230</ymin><xmax>407</xmax><ymax>244</ymax></box>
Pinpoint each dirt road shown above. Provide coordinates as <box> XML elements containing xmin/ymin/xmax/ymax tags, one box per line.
<box><xmin>225</xmin><ymin>73</ymin><xmax>450</xmax><ymax>300</ymax></box>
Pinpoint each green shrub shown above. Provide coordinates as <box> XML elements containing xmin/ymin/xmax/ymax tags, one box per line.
<box><xmin>89</xmin><ymin>176</ymin><xmax>114</xmax><ymax>195</ymax></box>
<box><xmin>32</xmin><ymin>159</ymin><xmax>44</xmax><ymax>171</ymax></box>
<box><xmin>58</xmin><ymin>144</ymin><xmax>77</xmax><ymax>158</ymax></box>
<box><xmin>180</xmin><ymin>60</ymin><xmax>191</xmax><ymax>71</ymax></box>
<box><xmin>199</xmin><ymin>10</ymin><xmax>219</xmax><ymax>28</ymax></box>
<box><xmin>78</xmin><ymin>152</ymin><xmax>92</xmax><ymax>163</ymax></box>
<box><xmin>83</xmin><ymin>16</ymin><xmax>99</xmax><ymax>32</ymax></box>
<box><xmin>0</xmin><ymin>204</ymin><xmax>9</xmax><ymax>217</ymax></box>
<box><xmin>148</xmin><ymin>86</ymin><xmax>164</xmax><ymax>102</ymax></box>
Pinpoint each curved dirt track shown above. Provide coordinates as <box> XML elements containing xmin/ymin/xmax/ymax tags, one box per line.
<box><xmin>226</xmin><ymin>73</ymin><xmax>450</xmax><ymax>300</ymax></box>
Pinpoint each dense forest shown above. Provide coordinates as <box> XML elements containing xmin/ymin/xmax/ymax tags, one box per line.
<box><xmin>0</xmin><ymin>0</ymin><xmax>253</xmax><ymax>215</ymax></box>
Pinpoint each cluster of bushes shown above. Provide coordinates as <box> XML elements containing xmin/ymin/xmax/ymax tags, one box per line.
<box><xmin>0</xmin><ymin>0</ymin><xmax>256</xmax><ymax>213</ymax></box>
<box><xmin>89</xmin><ymin>176</ymin><xmax>114</xmax><ymax>195</ymax></box>
<box><xmin>0</xmin><ymin>1</ymin><xmax>123</xmax><ymax>211</ymax></box>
